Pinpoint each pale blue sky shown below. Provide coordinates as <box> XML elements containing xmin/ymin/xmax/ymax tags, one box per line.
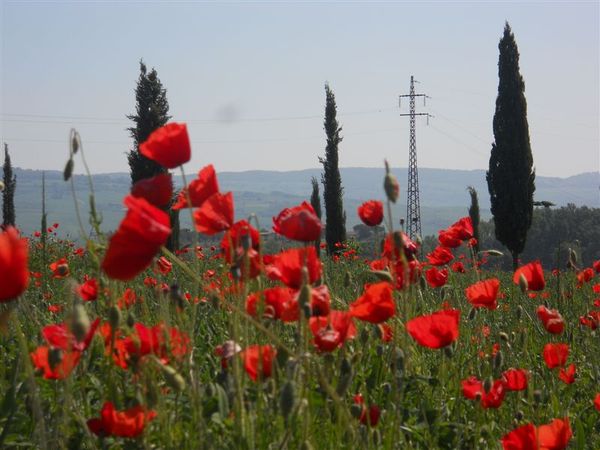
<box><xmin>1</xmin><ymin>1</ymin><xmax>598</xmax><ymax>177</ymax></box>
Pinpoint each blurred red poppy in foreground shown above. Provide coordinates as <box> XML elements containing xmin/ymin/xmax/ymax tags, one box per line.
<box><xmin>406</xmin><ymin>308</ymin><xmax>460</xmax><ymax>349</ymax></box>
<box><xmin>501</xmin><ymin>418</ymin><xmax>572</xmax><ymax>450</ymax></box>
<box><xmin>0</xmin><ymin>227</ymin><xmax>29</xmax><ymax>302</ymax></box>
<box><xmin>513</xmin><ymin>261</ymin><xmax>545</xmax><ymax>291</ymax></box>
<box><xmin>465</xmin><ymin>278</ymin><xmax>500</xmax><ymax>310</ymax></box>
<box><xmin>350</xmin><ymin>282</ymin><xmax>395</xmax><ymax>324</ymax></box>
<box><xmin>139</xmin><ymin>122</ymin><xmax>190</xmax><ymax>169</ymax></box>
<box><xmin>193</xmin><ymin>192</ymin><xmax>234</xmax><ymax>235</ymax></box>
<box><xmin>357</xmin><ymin>200</ymin><xmax>384</xmax><ymax>227</ymax></box>
<box><xmin>131</xmin><ymin>173</ymin><xmax>173</xmax><ymax>208</ymax></box>
<box><xmin>87</xmin><ymin>402</ymin><xmax>157</xmax><ymax>438</ymax></box>
<box><xmin>501</xmin><ymin>423</ymin><xmax>537</xmax><ymax>450</ymax></box>
<box><xmin>102</xmin><ymin>196</ymin><xmax>171</xmax><ymax>281</ymax></box>
<box><xmin>240</xmin><ymin>345</ymin><xmax>276</xmax><ymax>381</ymax></box>
<box><xmin>273</xmin><ymin>201</ymin><xmax>322</xmax><ymax>242</ymax></box>
<box><xmin>172</xmin><ymin>164</ymin><xmax>219</xmax><ymax>210</ymax></box>
<box><xmin>536</xmin><ymin>305</ymin><xmax>565</xmax><ymax>334</ymax></box>
<box><xmin>542</xmin><ymin>343</ymin><xmax>569</xmax><ymax>369</ymax></box>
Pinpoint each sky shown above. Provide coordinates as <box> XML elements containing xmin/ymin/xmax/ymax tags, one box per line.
<box><xmin>1</xmin><ymin>1</ymin><xmax>598</xmax><ymax>178</ymax></box>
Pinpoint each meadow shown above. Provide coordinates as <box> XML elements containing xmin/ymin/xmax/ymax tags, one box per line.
<box><xmin>0</xmin><ymin>123</ymin><xmax>598</xmax><ymax>450</ymax></box>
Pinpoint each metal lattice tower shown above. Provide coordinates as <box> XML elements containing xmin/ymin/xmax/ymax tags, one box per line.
<box><xmin>399</xmin><ymin>76</ymin><xmax>431</xmax><ymax>240</ymax></box>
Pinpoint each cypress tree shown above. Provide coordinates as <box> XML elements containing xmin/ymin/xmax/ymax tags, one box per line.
<box><xmin>2</xmin><ymin>143</ymin><xmax>16</xmax><ymax>228</ymax></box>
<box><xmin>310</xmin><ymin>176</ymin><xmax>322</xmax><ymax>256</ymax></box>
<box><xmin>319</xmin><ymin>83</ymin><xmax>346</xmax><ymax>255</ymax></box>
<box><xmin>467</xmin><ymin>186</ymin><xmax>480</xmax><ymax>254</ymax></box>
<box><xmin>486</xmin><ymin>23</ymin><xmax>535</xmax><ymax>270</ymax></box>
<box><xmin>127</xmin><ymin>60</ymin><xmax>171</xmax><ymax>185</ymax></box>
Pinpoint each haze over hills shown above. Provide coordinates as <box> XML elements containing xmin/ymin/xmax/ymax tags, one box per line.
<box><xmin>10</xmin><ymin>167</ymin><xmax>599</xmax><ymax>239</ymax></box>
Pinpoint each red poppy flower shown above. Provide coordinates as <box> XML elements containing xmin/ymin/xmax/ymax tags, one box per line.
<box><xmin>193</xmin><ymin>192</ymin><xmax>234</xmax><ymax>235</ymax></box>
<box><xmin>155</xmin><ymin>256</ymin><xmax>172</xmax><ymax>275</ymax></box>
<box><xmin>349</xmin><ymin>282</ymin><xmax>395</xmax><ymax>324</ymax></box>
<box><xmin>382</xmin><ymin>231</ymin><xmax>419</xmax><ymax>261</ymax></box>
<box><xmin>576</xmin><ymin>267</ymin><xmax>595</xmax><ymax>286</ymax></box>
<box><xmin>87</xmin><ymin>402</ymin><xmax>157</xmax><ymax>438</ymax></box>
<box><xmin>30</xmin><ymin>346</ymin><xmax>81</xmax><ymax>380</ymax></box>
<box><xmin>537</xmin><ymin>418</ymin><xmax>572</xmax><ymax>450</ymax></box>
<box><xmin>465</xmin><ymin>278</ymin><xmax>500</xmax><ymax>310</ymax></box>
<box><xmin>593</xmin><ymin>260</ymin><xmax>600</xmax><ymax>273</ymax></box>
<box><xmin>558</xmin><ymin>364</ymin><xmax>576</xmax><ymax>384</ymax></box>
<box><xmin>438</xmin><ymin>229</ymin><xmax>462</xmax><ymax>248</ymax></box>
<box><xmin>594</xmin><ymin>393</ymin><xmax>600</xmax><ymax>411</ymax></box>
<box><xmin>501</xmin><ymin>368</ymin><xmax>528</xmax><ymax>391</ymax></box>
<box><xmin>265</xmin><ymin>247</ymin><xmax>322</xmax><ymax>289</ymax></box>
<box><xmin>357</xmin><ymin>200</ymin><xmax>384</xmax><ymax>227</ymax></box>
<box><xmin>481</xmin><ymin>380</ymin><xmax>506</xmax><ymax>409</ymax></box>
<box><xmin>102</xmin><ymin>196</ymin><xmax>171</xmax><ymax>281</ymax></box>
<box><xmin>536</xmin><ymin>306</ymin><xmax>564</xmax><ymax>334</ymax></box>
<box><xmin>451</xmin><ymin>261</ymin><xmax>466</xmax><ymax>273</ymax></box>
<box><xmin>360</xmin><ymin>405</ymin><xmax>381</xmax><ymax>427</ymax></box>
<box><xmin>0</xmin><ymin>227</ymin><xmax>29</xmax><ymax>302</ymax></box>
<box><xmin>307</xmin><ymin>284</ymin><xmax>331</xmax><ymax>317</ymax></box>
<box><xmin>461</xmin><ymin>376</ymin><xmax>483</xmax><ymax>400</ymax></box>
<box><xmin>42</xmin><ymin>318</ymin><xmax>100</xmax><ymax>352</ymax></box>
<box><xmin>172</xmin><ymin>165</ymin><xmax>219</xmax><ymax>210</ymax></box>
<box><xmin>49</xmin><ymin>257</ymin><xmax>69</xmax><ymax>279</ymax></box>
<box><xmin>406</xmin><ymin>308</ymin><xmax>460</xmax><ymax>349</ymax></box>
<box><xmin>449</xmin><ymin>217</ymin><xmax>474</xmax><ymax>240</ymax></box>
<box><xmin>139</xmin><ymin>122</ymin><xmax>191</xmax><ymax>169</ymax></box>
<box><xmin>542</xmin><ymin>343</ymin><xmax>569</xmax><ymax>369</ymax></box>
<box><xmin>131</xmin><ymin>173</ymin><xmax>173</xmax><ymax>208</ymax></box>
<box><xmin>77</xmin><ymin>277</ymin><xmax>98</xmax><ymax>302</ymax></box>
<box><xmin>272</xmin><ymin>201</ymin><xmax>322</xmax><ymax>242</ymax></box>
<box><xmin>425</xmin><ymin>267</ymin><xmax>448</xmax><ymax>288</ymax></box>
<box><xmin>513</xmin><ymin>261</ymin><xmax>545</xmax><ymax>291</ymax></box>
<box><xmin>221</xmin><ymin>220</ymin><xmax>260</xmax><ymax>263</ymax></box>
<box><xmin>426</xmin><ymin>246</ymin><xmax>454</xmax><ymax>266</ymax></box>
<box><xmin>246</xmin><ymin>287</ymin><xmax>298</xmax><ymax>322</ymax></box>
<box><xmin>501</xmin><ymin>423</ymin><xmax>537</xmax><ymax>450</ymax></box>
<box><xmin>309</xmin><ymin>310</ymin><xmax>356</xmax><ymax>352</ymax></box>
<box><xmin>579</xmin><ymin>310</ymin><xmax>600</xmax><ymax>329</ymax></box>
<box><xmin>378</xmin><ymin>323</ymin><xmax>393</xmax><ymax>342</ymax></box>
<box><xmin>240</xmin><ymin>345</ymin><xmax>276</xmax><ymax>381</ymax></box>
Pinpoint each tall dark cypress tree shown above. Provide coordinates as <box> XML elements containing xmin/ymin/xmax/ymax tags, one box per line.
<box><xmin>487</xmin><ymin>23</ymin><xmax>535</xmax><ymax>270</ymax></box>
<box><xmin>127</xmin><ymin>60</ymin><xmax>171</xmax><ymax>185</ymax></box>
<box><xmin>310</xmin><ymin>176</ymin><xmax>322</xmax><ymax>256</ymax></box>
<box><xmin>2</xmin><ymin>144</ymin><xmax>16</xmax><ymax>228</ymax></box>
<box><xmin>319</xmin><ymin>83</ymin><xmax>346</xmax><ymax>255</ymax></box>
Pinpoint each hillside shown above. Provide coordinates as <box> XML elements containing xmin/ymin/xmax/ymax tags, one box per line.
<box><xmin>9</xmin><ymin>167</ymin><xmax>599</xmax><ymax>238</ymax></box>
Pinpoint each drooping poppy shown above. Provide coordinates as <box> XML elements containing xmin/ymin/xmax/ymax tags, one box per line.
<box><xmin>193</xmin><ymin>192</ymin><xmax>234</xmax><ymax>235</ymax></box>
<box><xmin>558</xmin><ymin>364</ymin><xmax>576</xmax><ymax>384</ymax></box>
<box><xmin>536</xmin><ymin>306</ymin><xmax>565</xmax><ymax>334</ymax></box>
<box><xmin>240</xmin><ymin>345</ymin><xmax>276</xmax><ymax>381</ymax></box>
<box><xmin>0</xmin><ymin>227</ymin><xmax>29</xmax><ymax>302</ymax></box>
<box><xmin>102</xmin><ymin>195</ymin><xmax>171</xmax><ymax>281</ymax></box>
<box><xmin>537</xmin><ymin>418</ymin><xmax>572</xmax><ymax>450</ymax></box>
<box><xmin>513</xmin><ymin>261</ymin><xmax>545</xmax><ymax>291</ymax></box>
<box><xmin>357</xmin><ymin>200</ymin><xmax>384</xmax><ymax>227</ymax></box>
<box><xmin>265</xmin><ymin>247</ymin><xmax>322</xmax><ymax>289</ymax></box>
<box><xmin>272</xmin><ymin>201</ymin><xmax>322</xmax><ymax>242</ymax></box>
<box><xmin>425</xmin><ymin>267</ymin><xmax>448</xmax><ymax>288</ymax></box>
<box><xmin>309</xmin><ymin>310</ymin><xmax>357</xmax><ymax>352</ymax></box>
<box><xmin>172</xmin><ymin>164</ymin><xmax>219</xmax><ymax>210</ymax></box>
<box><xmin>465</xmin><ymin>278</ymin><xmax>500</xmax><ymax>310</ymax></box>
<box><xmin>426</xmin><ymin>246</ymin><xmax>454</xmax><ymax>266</ymax></box>
<box><xmin>501</xmin><ymin>423</ymin><xmax>537</xmax><ymax>450</ymax></box>
<box><xmin>542</xmin><ymin>343</ymin><xmax>569</xmax><ymax>369</ymax></box>
<box><xmin>501</xmin><ymin>368</ymin><xmax>528</xmax><ymax>391</ymax></box>
<box><xmin>87</xmin><ymin>401</ymin><xmax>157</xmax><ymax>438</ymax></box>
<box><xmin>349</xmin><ymin>282</ymin><xmax>395</xmax><ymax>324</ymax></box>
<box><xmin>406</xmin><ymin>308</ymin><xmax>460</xmax><ymax>349</ymax></box>
<box><xmin>139</xmin><ymin>122</ymin><xmax>191</xmax><ymax>169</ymax></box>
<box><xmin>131</xmin><ymin>173</ymin><xmax>173</xmax><ymax>208</ymax></box>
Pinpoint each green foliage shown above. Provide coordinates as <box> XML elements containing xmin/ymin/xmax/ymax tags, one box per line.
<box><xmin>319</xmin><ymin>83</ymin><xmax>347</xmax><ymax>255</ymax></box>
<box><xmin>127</xmin><ymin>61</ymin><xmax>171</xmax><ymax>185</ymax></box>
<box><xmin>486</xmin><ymin>23</ymin><xmax>535</xmax><ymax>269</ymax></box>
<box><xmin>2</xmin><ymin>144</ymin><xmax>16</xmax><ymax>228</ymax></box>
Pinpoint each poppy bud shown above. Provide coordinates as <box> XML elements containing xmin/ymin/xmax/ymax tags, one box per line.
<box><xmin>483</xmin><ymin>377</ymin><xmax>493</xmax><ymax>393</ymax></box>
<box><xmin>467</xmin><ymin>307</ymin><xmax>477</xmax><ymax>321</ymax></box>
<box><xmin>70</xmin><ymin>303</ymin><xmax>90</xmax><ymax>343</ymax></box>
<box><xmin>382</xmin><ymin>382</ymin><xmax>392</xmax><ymax>396</ymax></box>
<box><xmin>518</xmin><ymin>274</ymin><xmax>528</xmax><ymax>293</ymax></box>
<box><xmin>337</xmin><ymin>358</ymin><xmax>353</xmax><ymax>397</ymax></box>
<box><xmin>515</xmin><ymin>410</ymin><xmax>524</xmax><ymax>421</ymax></box>
<box><xmin>344</xmin><ymin>271</ymin><xmax>351</xmax><ymax>288</ymax></box>
<box><xmin>279</xmin><ymin>381</ymin><xmax>296</xmax><ymax>421</ymax></box>
<box><xmin>384</xmin><ymin>170</ymin><xmax>400</xmax><ymax>203</ymax></box>
<box><xmin>516</xmin><ymin>305</ymin><xmax>523</xmax><ymax>321</ymax></box>
<box><xmin>370</xmin><ymin>270</ymin><xmax>393</xmax><ymax>283</ymax></box>
<box><xmin>127</xmin><ymin>312</ymin><xmax>136</xmax><ymax>328</ymax></box>
<box><xmin>375</xmin><ymin>344</ymin><xmax>384</xmax><ymax>357</ymax></box>
<box><xmin>394</xmin><ymin>347</ymin><xmax>405</xmax><ymax>374</ymax></box>
<box><xmin>493</xmin><ymin>350</ymin><xmax>503</xmax><ymax>373</ymax></box>
<box><xmin>63</xmin><ymin>158</ymin><xmax>74</xmax><ymax>181</ymax></box>
<box><xmin>48</xmin><ymin>347</ymin><xmax>63</xmax><ymax>370</ymax></box>
<box><xmin>340</xmin><ymin>357</ymin><xmax>352</xmax><ymax>376</ymax></box>
<box><xmin>298</xmin><ymin>283</ymin><xmax>311</xmax><ymax>312</ymax></box>
<box><xmin>443</xmin><ymin>345</ymin><xmax>454</xmax><ymax>358</ymax></box>
<box><xmin>350</xmin><ymin>403</ymin><xmax>363</xmax><ymax>419</ymax></box>
<box><xmin>419</xmin><ymin>275</ymin><xmax>426</xmax><ymax>291</ymax></box>
<box><xmin>169</xmin><ymin>284</ymin><xmax>186</xmax><ymax>310</ymax></box>
<box><xmin>161</xmin><ymin>364</ymin><xmax>186</xmax><ymax>392</ymax></box>
<box><xmin>359</xmin><ymin>327</ymin><xmax>369</xmax><ymax>345</ymax></box>
<box><xmin>108</xmin><ymin>305</ymin><xmax>121</xmax><ymax>330</ymax></box>
<box><xmin>499</xmin><ymin>332</ymin><xmax>509</xmax><ymax>342</ymax></box>
<box><xmin>71</xmin><ymin>134</ymin><xmax>79</xmax><ymax>154</ymax></box>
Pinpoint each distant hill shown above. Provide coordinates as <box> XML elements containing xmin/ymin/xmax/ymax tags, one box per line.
<box><xmin>9</xmin><ymin>167</ymin><xmax>599</xmax><ymax>238</ymax></box>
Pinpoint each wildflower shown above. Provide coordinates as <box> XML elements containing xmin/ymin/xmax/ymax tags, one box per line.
<box><xmin>49</xmin><ymin>257</ymin><xmax>69</xmax><ymax>279</ymax></box>
<box><xmin>139</xmin><ymin>122</ymin><xmax>190</xmax><ymax>169</ymax></box>
<box><xmin>513</xmin><ymin>261</ymin><xmax>545</xmax><ymax>291</ymax></box>
<box><xmin>349</xmin><ymin>282</ymin><xmax>395</xmax><ymax>324</ymax></box>
<box><xmin>266</xmin><ymin>247</ymin><xmax>322</xmax><ymax>289</ymax></box>
<box><xmin>309</xmin><ymin>311</ymin><xmax>356</xmax><ymax>352</ymax></box>
<box><xmin>465</xmin><ymin>278</ymin><xmax>500</xmax><ymax>310</ymax></box>
<box><xmin>425</xmin><ymin>267</ymin><xmax>448</xmax><ymax>288</ymax></box>
<box><xmin>558</xmin><ymin>364</ymin><xmax>576</xmax><ymax>384</ymax></box>
<box><xmin>131</xmin><ymin>173</ymin><xmax>173</xmax><ymax>208</ymax></box>
<box><xmin>30</xmin><ymin>346</ymin><xmax>81</xmax><ymax>380</ymax></box>
<box><xmin>155</xmin><ymin>256</ymin><xmax>172</xmax><ymax>275</ymax></box>
<box><xmin>87</xmin><ymin>402</ymin><xmax>157</xmax><ymax>438</ymax></box>
<box><xmin>537</xmin><ymin>418</ymin><xmax>572</xmax><ymax>450</ymax></box>
<box><xmin>406</xmin><ymin>308</ymin><xmax>460</xmax><ymax>349</ymax></box>
<box><xmin>172</xmin><ymin>164</ymin><xmax>219</xmax><ymax>210</ymax></box>
<box><xmin>542</xmin><ymin>343</ymin><xmax>569</xmax><ymax>369</ymax></box>
<box><xmin>426</xmin><ymin>246</ymin><xmax>454</xmax><ymax>266</ymax></box>
<box><xmin>77</xmin><ymin>277</ymin><xmax>98</xmax><ymax>302</ymax></box>
<box><xmin>193</xmin><ymin>192</ymin><xmax>234</xmax><ymax>235</ymax></box>
<box><xmin>501</xmin><ymin>368</ymin><xmax>528</xmax><ymax>391</ymax></box>
<box><xmin>240</xmin><ymin>345</ymin><xmax>276</xmax><ymax>381</ymax></box>
<box><xmin>357</xmin><ymin>200</ymin><xmax>384</xmax><ymax>227</ymax></box>
<box><xmin>272</xmin><ymin>201</ymin><xmax>322</xmax><ymax>242</ymax></box>
<box><xmin>0</xmin><ymin>227</ymin><xmax>29</xmax><ymax>302</ymax></box>
<box><xmin>536</xmin><ymin>306</ymin><xmax>564</xmax><ymax>334</ymax></box>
